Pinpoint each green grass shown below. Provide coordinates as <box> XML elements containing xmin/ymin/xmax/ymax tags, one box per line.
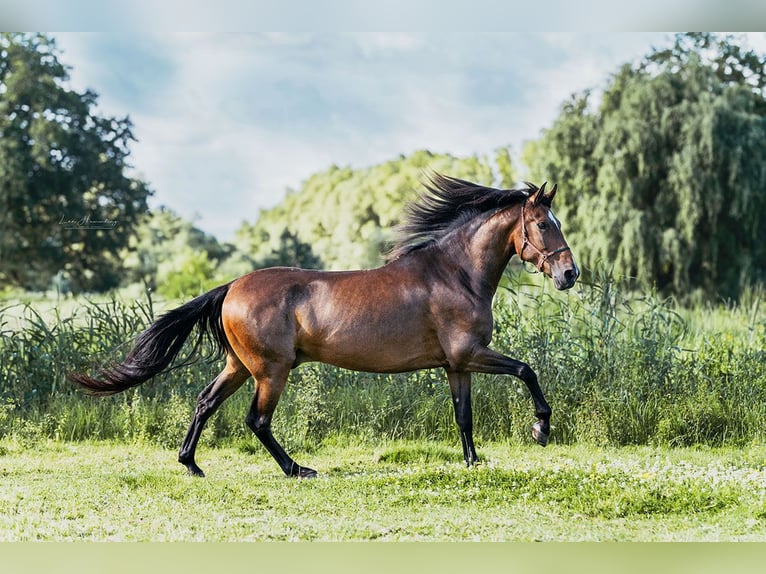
<box><xmin>2</xmin><ymin>439</ymin><xmax>766</xmax><ymax>541</ymax></box>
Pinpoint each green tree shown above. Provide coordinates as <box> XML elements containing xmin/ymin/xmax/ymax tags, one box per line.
<box><xmin>0</xmin><ymin>33</ymin><xmax>151</xmax><ymax>292</ymax></box>
<box><xmin>233</xmin><ymin>150</ymin><xmax>499</xmax><ymax>271</ymax></box>
<box><xmin>157</xmin><ymin>249</ymin><xmax>218</xmax><ymax>299</ymax></box>
<box><xmin>525</xmin><ymin>33</ymin><xmax>766</xmax><ymax>301</ymax></box>
<box><xmin>494</xmin><ymin>145</ymin><xmax>518</xmax><ymax>188</ymax></box>
<box><xmin>259</xmin><ymin>229</ymin><xmax>324</xmax><ymax>269</ymax></box>
<box><xmin>121</xmin><ymin>206</ymin><xmax>230</xmax><ymax>292</ymax></box>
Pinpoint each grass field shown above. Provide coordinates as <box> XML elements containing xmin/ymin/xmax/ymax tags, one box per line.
<box><xmin>2</xmin><ymin>438</ymin><xmax>766</xmax><ymax>541</ymax></box>
<box><xmin>3</xmin><ymin>275</ymin><xmax>766</xmax><ymax>545</ymax></box>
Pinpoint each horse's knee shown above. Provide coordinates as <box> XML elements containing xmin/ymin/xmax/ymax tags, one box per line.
<box><xmin>194</xmin><ymin>398</ymin><xmax>211</xmax><ymax>419</ymax></box>
<box><xmin>517</xmin><ymin>363</ymin><xmax>536</xmax><ymax>382</ymax></box>
<box><xmin>194</xmin><ymin>387</ymin><xmax>222</xmax><ymax>419</ymax></box>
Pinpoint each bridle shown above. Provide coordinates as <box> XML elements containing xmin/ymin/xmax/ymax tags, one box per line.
<box><xmin>519</xmin><ymin>199</ymin><xmax>571</xmax><ymax>272</ymax></box>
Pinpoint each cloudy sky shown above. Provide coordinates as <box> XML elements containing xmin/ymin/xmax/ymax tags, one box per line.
<box><xmin>52</xmin><ymin>32</ymin><xmax>766</xmax><ymax>240</ymax></box>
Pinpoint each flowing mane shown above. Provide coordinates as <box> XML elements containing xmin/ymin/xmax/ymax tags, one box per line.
<box><xmin>387</xmin><ymin>172</ymin><xmax>537</xmax><ymax>261</ymax></box>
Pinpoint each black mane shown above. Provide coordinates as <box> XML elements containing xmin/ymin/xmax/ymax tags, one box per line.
<box><xmin>387</xmin><ymin>173</ymin><xmax>537</xmax><ymax>261</ymax></box>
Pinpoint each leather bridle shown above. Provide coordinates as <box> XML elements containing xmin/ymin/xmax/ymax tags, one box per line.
<box><xmin>519</xmin><ymin>200</ymin><xmax>571</xmax><ymax>272</ymax></box>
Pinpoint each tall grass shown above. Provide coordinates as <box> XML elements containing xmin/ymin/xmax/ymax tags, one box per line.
<box><xmin>2</xmin><ymin>269</ymin><xmax>765</xmax><ymax>450</ymax></box>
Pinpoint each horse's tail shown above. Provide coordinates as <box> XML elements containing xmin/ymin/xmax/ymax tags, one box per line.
<box><xmin>69</xmin><ymin>283</ymin><xmax>231</xmax><ymax>396</ymax></box>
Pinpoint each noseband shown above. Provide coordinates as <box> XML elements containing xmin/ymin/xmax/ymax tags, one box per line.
<box><xmin>519</xmin><ymin>200</ymin><xmax>571</xmax><ymax>272</ymax></box>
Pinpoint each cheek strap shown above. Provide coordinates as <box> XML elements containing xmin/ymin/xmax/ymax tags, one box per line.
<box><xmin>520</xmin><ymin>202</ymin><xmax>571</xmax><ymax>272</ymax></box>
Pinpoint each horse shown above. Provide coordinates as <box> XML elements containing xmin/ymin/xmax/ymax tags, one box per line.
<box><xmin>70</xmin><ymin>173</ymin><xmax>579</xmax><ymax>478</ymax></box>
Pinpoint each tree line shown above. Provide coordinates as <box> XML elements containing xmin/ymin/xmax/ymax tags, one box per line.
<box><xmin>2</xmin><ymin>32</ymin><xmax>765</xmax><ymax>302</ymax></box>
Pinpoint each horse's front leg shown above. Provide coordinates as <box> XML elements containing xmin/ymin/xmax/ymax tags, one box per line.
<box><xmin>465</xmin><ymin>346</ymin><xmax>551</xmax><ymax>447</ymax></box>
<box><xmin>446</xmin><ymin>370</ymin><xmax>478</xmax><ymax>465</ymax></box>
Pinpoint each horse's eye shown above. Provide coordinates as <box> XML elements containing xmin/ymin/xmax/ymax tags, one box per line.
<box><xmin>537</xmin><ymin>221</ymin><xmax>548</xmax><ymax>231</ymax></box>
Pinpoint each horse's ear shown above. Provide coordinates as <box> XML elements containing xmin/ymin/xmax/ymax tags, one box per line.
<box><xmin>544</xmin><ymin>183</ymin><xmax>558</xmax><ymax>205</ymax></box>
<box><xmin>531</xmin><ymin>182</ymin><xmax>547</xmax><ymax>205</ymax></box>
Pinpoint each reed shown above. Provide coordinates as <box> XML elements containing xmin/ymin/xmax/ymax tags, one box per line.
<box><xmin>2</xmin><ymin>268</ymin><xmax>765</xmax><ymax>449</ymax></box>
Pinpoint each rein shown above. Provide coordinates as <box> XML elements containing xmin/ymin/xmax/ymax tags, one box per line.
<box><xmin>519</xmin><ymin>200</ymin><xmax>571</xmax><ymax>272</ymax></box>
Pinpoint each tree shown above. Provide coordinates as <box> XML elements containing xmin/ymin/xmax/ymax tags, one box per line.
<box><xmin>525</xmin><ymin>33</ymin><xmax>766</xmax><ymax>301</ymax></box>
<box><xmin>157</xmin><ymin>249</ymin><xmax>218</xmax><ymax>300</ymax></box>
<box><xmin>121</xmin><ymin>206</ymin><xmax>230</xmax><ymax>292</ymax></box>
<box><xmin>259</xmin><ymin>229</ymin><xmax>324</xmax><ymax>269</ymax></box>
<box><xmin>0</xmin><ymin>33</ymin><xmax>151</xmax><ymax>292</ymax></box>
<box><xmin>494</xmin><ymin>145</ymin><xmax>518</xmax><ymax>188</ymax></box>
<box><xmin>233</xmin><ymin>150</ymin><xmax>499</xmax><ymax>271</ymax></box>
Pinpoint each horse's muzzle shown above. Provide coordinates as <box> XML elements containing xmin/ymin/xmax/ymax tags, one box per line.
<box><xmin>553</xmin><ymin>264</ymin><xmax>579</xmax><ymax>290</ymax></box>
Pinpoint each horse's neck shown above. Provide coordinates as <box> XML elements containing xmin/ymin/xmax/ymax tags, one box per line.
<box><xmin>454</xmin><ymin>206</ymin><xmax>519</xmax><ymax>294</ymax></box>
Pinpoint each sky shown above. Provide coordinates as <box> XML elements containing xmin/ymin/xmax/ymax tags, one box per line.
<box><xmin>51</xmin><ymin>32</ymin><xmax>766</xmax><ymax>240</ymax></box>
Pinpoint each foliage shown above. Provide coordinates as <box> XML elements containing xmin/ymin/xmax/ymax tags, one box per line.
<box><xmin>524</xmin><ymin>33</ymin><xmax>766</xmax><ymax>302</ymax></box>
<box><xmin>0</xmin><ymin>33</ymin><xmax>151</xmax><ymax>292</ymax></box>
<box><xmin>2</xmin><ymin>270</ymin><xmax>766</xmax><ymax>449</ymax></box>
<box><xmin>121</xmin><ymin>206</ymin><xmax>231</xmax><ymax>295</ymax></box>
<box><xmin>257</xmin><ymin>228</ymin><xmax>324</xmax><ymax>270</ymax></box>
<box><xmin>233</xmin><ymin>148</ymin><xmax>515</xmax><ymax>271</ymax></box>
<box><xmin>122</xmin><ymin>206</ymin><xmax>244</xmax><ymax>299</ymax></box>
<box><xmin>155</xmin><ymin>250</ymin><xmax>220</xmax><ymax>300</ymax></box>
<box><xmin>0</xmin><ymin>294</ymin><xmax>156</xmax><ymax>408</ymax></box>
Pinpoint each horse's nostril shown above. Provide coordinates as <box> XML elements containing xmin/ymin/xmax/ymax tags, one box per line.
<box><xmin>564</xmin><ymin>268</ymin><xmax>576</xmax><ymax>282</ymax></box>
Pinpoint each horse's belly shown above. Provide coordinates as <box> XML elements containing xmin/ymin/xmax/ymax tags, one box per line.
<box><xmin>297</xmin><ymin>327</ymin><xmax>446</xmax><ymax>373</ymax></box>
<box><xmin>289</xmin><ymin>268</ymin><xmax>447</xmax><ymax>372</ymax></box>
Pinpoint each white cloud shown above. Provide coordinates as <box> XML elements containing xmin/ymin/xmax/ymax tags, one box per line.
<box><xmin>351</xmin><ymin>33</ymin><xmax>424</xmax><ymax>55</ymax></box>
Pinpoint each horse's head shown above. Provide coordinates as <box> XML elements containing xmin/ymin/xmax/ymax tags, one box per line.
<box><xmin>516</xmin><ymin>182</ymin><xmax>579</xmax><ymax>290</ymax></box>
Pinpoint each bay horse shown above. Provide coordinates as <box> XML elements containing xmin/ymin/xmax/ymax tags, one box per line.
<box><xmin>70</xmin><ymin>173</ymin><xmax>579</xmax><ymax>477</ymax></box>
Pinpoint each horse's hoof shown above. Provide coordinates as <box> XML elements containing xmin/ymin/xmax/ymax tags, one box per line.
<box><xmin>298</xmin><ymin>467</ymin><xmax>318</xmax><ymax>478</ymax></box>
<box><xmin>184</xmin><ymin>462</ymin><xmax>206</xmax><ymax>477</ymax></box>
<box><xmin>532</xmin><ymin>421</ymin><xmax>549</xmax><ymax>447</ymax></box>
<box><xmin>291</xmin><ymin>465</ymin><xmax>318</xmax><ymax>478</ymax></box>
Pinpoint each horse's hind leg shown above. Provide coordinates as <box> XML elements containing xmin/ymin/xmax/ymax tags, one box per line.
<box><xmin>244</xmin><ymin>364</ymin><xmax>317</xmax><ymax>478</ymax></box>
<box><xmin>178</xmin><ymin>355</ymin><xmax>250</xmax><ymax>477</ymax></box>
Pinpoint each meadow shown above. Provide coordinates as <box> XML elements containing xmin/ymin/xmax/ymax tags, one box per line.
<box><xmin>2</xmin><ymin>268</ymin><xmax>766</xmax><ymax>541</ymax></box>
<box><xmin>2</xmin><ymin>439</ymin><xmax>766</xmax><ymax>541</ymax></box>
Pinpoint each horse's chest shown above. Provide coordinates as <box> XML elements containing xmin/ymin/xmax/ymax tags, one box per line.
<box><xmin>434</xmin><ymin>302</ymin><xmax>493</xmax><ymax>343</ymax></box>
